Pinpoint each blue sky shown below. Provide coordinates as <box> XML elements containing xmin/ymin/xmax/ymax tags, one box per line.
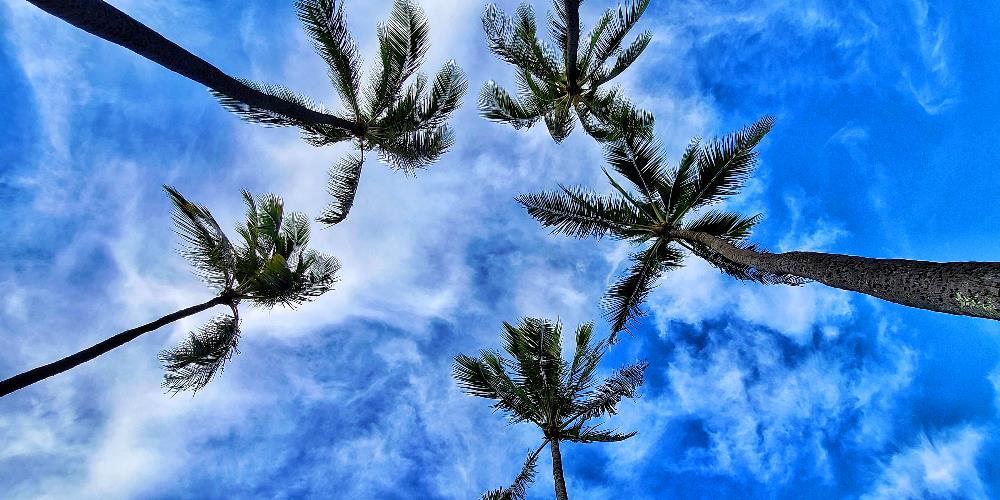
<box><xmin>1</xmin><ymin>0</ymin><xmax>999</xmax><ymax>498</ymax></box>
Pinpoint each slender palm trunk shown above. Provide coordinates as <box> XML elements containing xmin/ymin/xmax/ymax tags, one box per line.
<box><xmin>0</xmin><ymin>296</ymin><xmax>226</xmax><ymax>397</ymax></box>
<box><xmin>26</xmin><ymin>0</ymin><xmax>361</xmax><ymax>133</ymax></box>
<box><xmin>550</xmin><ymin>438</ymin><xmax>570</xmax><ymax>500</ymax></box>
<box><xmin>672</xmin><ymin>229</ymin><xmax>1000</xmax><ymax>320</ymax></box>
<box><xmin>565</xmin><ymin>0</ymin><xmax>580</xmax><ymax>92</ymax></box>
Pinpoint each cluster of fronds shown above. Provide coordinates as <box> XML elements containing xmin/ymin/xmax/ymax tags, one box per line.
<box><xmin>454</xmin><ymin>318</ymin><xmax>646</xmax><ymax>443</ymax></box>
<box><xmin>160</xmin><ymin>187</ymin><xmax>340</xmax><ymax>393</ymax></box>
<box><xmin>518</xmin><ymin>116</ymin><xmax>808</xmax><ymax>336</ymax></box>
<box><xmin>214</xmin><ymin>0</ymin><xmax>467</xmax><ymax>226</ymax></box>
<box><xmin>480</xmin><ymin>0</ymin><xmax>653</xmax><ymax>142</ymax></box>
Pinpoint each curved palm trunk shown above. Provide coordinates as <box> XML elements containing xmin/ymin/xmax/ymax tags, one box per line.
<box><xmin>27</xmin><ymin>0</ymin><xmax>361</xmax><ymax>134</ymax></box>
<box><xmin>0</xmin><ymin>296</ymin><xmax>226</xmax><ymax>397</ymax></box>
<box><xmin>550</xmin><ymin>438</ymin><xmax>570</xmax><ymax>500</ymax></box>
<box><xmin>672</xmin><ymin>229</ymin><xmax>1000</xmax><ymax>320</ymax></box>
<box><xmin>565</xmin><ymin>0</ymin><xmax>580</xmax><ymax>92</ymax></box>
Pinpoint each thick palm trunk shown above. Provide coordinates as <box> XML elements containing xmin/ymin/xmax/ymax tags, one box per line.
<box><xmin>0</xmin><ymin>296</ymin><xmax>225</xmax><ymax>397</ymax></box>
<box><xmin>27</xmin><ymin>0</ymin><xmax>361</xmax><ymax>133</ymax></box>
<box><xmin>672</xmin><ymin>229</ymin><xmax>1000</xmax><ymax>320</ymax></box>
<box><xmin>565</xmin><ymin>0</ymin><xmax>580</xmax><ymax>92</ymax></box>
<box><xmin>550</xmin><ymin>438</ymin><xmax>570</xmax><ymax>500</ymax></box>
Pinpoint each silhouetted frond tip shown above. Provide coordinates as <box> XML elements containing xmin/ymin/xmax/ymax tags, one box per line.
<box><xmin>160</xmin><ymin>314</ymin><xmax>240</xmax><ymax>394</ymax></box>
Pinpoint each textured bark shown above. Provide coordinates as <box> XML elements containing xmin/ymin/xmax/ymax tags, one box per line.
<box><xmin>671</xmin><ymin>229</ymin><xmax>1000</xmax><ymax>320</ymax></box>
<box><xmin>0</xmin><ymin>296</ymin><xmax>226</xmax><ymax>397</ymax></box>
<box><xmin>565</xmin><ymin>0</ymin><xmax>581</xmax><ymax>93</ymax></box>
<box><xmin>550</xmin><ymin>438</ymin><xmax>570</xmax><ymax>500</ymax></box>
<box><xmin>27</xmin><ymin>0</ymin><xmax>361</xmax><ymax>134</ymax></box>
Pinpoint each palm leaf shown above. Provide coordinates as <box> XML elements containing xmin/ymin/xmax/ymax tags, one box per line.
<box><xmin>686</xmin><ymin>115</ymin><xmax>774</xmax><ymax>211</ymax></box>
<box><xmin>366</xmin><ymin>0</ymin><xmax>430</xmax><ymax>117</ymax></box>
<box><xmin>603</xmin><ymin>241</ymin><xmax>684</xmax><ymax>336</ymax></box>
<box><xmin>296</xmin><ymin>0</ymin><xmax>362</xmax><ymax>117</ymax></box>
<box><xmin>160</xmin><ymin>314</ymin><xmax>240</xmax><ymax>394</ymax></box>
<box><xmin>164</xmin><ymin>186</ymin><xmax>234</xmax><ymax>290</ymax></box>
<box><xmin>590</xmin><ymin>0</ymin><xmax>650</xmax><ymax>69</ymax></box>
<box><xmin>683</xmin><ymin>211</ymin><xmax>762</xmax><ymax>242</ymax></box>
<box><xmin>591</xmin><ymin>30</ymin><xmax>650</xmax><ymax>86</ymax></box>
<box><xmin>516</xmin><ymin>186</ymin><xmax>647</xmax><ymax>239</ymax></box>
<box><xmin>210</xmin><ymin>79</ymin><xmax>326</xmax><ymax>128</ymax></box>
<box><xmin>318</xmin><ymin>153</ymin><xmax>364</xmax><ymax>225</ymax></box>
<box><xmin>480</xmin><ymin>82</ymin><xmax>540</xmax><ymax>129</ymax></box>
<box><xmin>562</xmin><ymin>423</ymin><xmax>637</xmax><ymax>443</ymax></box>
<box><xmin>572</xmin><ymin>360</ymin><xmax>648</xmax><ymax>420</ymax></box>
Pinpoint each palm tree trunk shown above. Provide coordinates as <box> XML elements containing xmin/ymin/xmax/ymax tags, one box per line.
<box><xmin>671</xmin><ymin>229</ymin><xmax>1000</xmax><ymax>320</ymax></box>
<box><xmin>0</xmin><ymin>296</ymin><xmax>226</xmax><ymax>397</ymax></box>
<box><xmin>550</xmin><ymin>438</ymin><xmax>570</xmax><ymax>500</ymax></box>
<box><xmin>565</xmin><ymin>0</ymin><xmax>580</xmax><ymax>92</ymax></box>
<box><xmin>27</xmin><ymin>0</ymin><xmax>361</xmax><ymax>134</ymax></box>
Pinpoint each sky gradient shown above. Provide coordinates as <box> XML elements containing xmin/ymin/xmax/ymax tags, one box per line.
<box><xmin>1</xmin><ymin>0</ymin><xmax>999</xmax><ymax>498</ymax></box>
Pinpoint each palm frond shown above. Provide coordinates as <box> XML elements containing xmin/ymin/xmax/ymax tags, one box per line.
<box><xmin>562</xmin><ymin>423</ymin><xmax>637</xmax><ymax>443</ymax></box>
<box><xmin>296</xmin><ymin>0</ymin><xmax>362</xmax><ymax>117</ymax></box>
<box><xmin>604</xmin><ymin>130</ymin><xmax>668</xmax><ymax>203</ymax></box>
<box><xmin>516</xmin><ymin>186</ymin><xmax>646</xmax><ymax>240</ymax></box>
<box><xmin>210</xmin><ymin>79</ymin><xmax>325</xmax><ymax>128</ymax></box>
<box><xmin>591</xmin><ymin>30</ymin><xmax>650</xmax><ymax>86</ymax></box>
<box><xmin>603</xmin><ymin>241</ymin><xmax>684</xmax><ymax>337</ymax></box>
<box><xmin>543</xmin><ymin>97</ymin><xmax>575</xmax><ymax>142</ymax></box>
<box><xmin>683</xmin><ymin>211</ymin><xmax>762</xmax><ymax>242</ymax></box>
<box><xmin>318</xmin><ymin>153</ymin><xmax>364</xmax><ymax>225</ymax></box>
<box><xmin>572</xmin><ymin>359</ymin><xmax>647</xmax><ymax>421</ymax></box>
<box><xmin>480</xmin><ymin>82</ymin><xmax>541</xmax><ymax>128</ymax></box>
<box><xmin>366</xmin><ymin>0</ymin><xmax>431</xmax><ymax>117</ymax></box>
<box><xmin>164</xmin><ymin>186</ymin><xmax>234</xmax><ymax>290</ymax></box>
<box><xmin>483</xmin><ymin>445</ymin><xmax>542</xmax><ymax>500</ymax></box>
<box><xmin>686</xmin><ymin>115</ymin><xmax>774</xmax><ymax>211</ymax></box>
<box><xmin>160</xmin><ymin>314</ymin><xmax>240</xmax><ymax>394</ymax></box>
<box><xmin>589</xmin><ymin>0</ymin><xmax>650</xmax><ymax>70</ymax></box>
<box><xmin>454</xmin><ymin>351</ymin><xmax>541</xmax><ymax>425</ymax></box>
<box><xmin>413</xmin><ymin>61</ymin><xmax>468</xmax><ymax>129</ymax></box>
<box><xmin>581</xmin><ymin>89</ymin><xmax>654</xmax><ymax>142</ymax></box>
<box><xmin>374</xmin><ymin>126</ymin><xmax>454</xmax><ymax>173</ymax></box>
<box><xmin>662</xmin><ymin>137</ymin><xmax>700</xmax><ymax>222</ymax></box>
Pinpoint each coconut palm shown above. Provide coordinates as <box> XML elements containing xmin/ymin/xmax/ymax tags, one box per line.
<box><xmin>480</xmin><ymin>0</ymin><xmax>654</xmax><ymax>143</ymax></box>
<box><xmin>27</xmin><ymin>0</ymin><xmax>466</xmax><ymax>225</ymax></box>
<box><xmin>455</xmin><ymin>318</ymin><xmax>647</xmax><ymax>500</ymax></box>
<box><xmin>0</xmin><ymin>187</ymin><xmax>340</xmax><ymax>397</ymax></box>
<box><xmin>518</xmin><ymin>115</ymin><xmax>1000</xmax><ymax>336</ymax></box>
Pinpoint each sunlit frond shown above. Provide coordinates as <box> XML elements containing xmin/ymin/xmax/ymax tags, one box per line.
<box><xmin>683</xmin><ymin>211</ymin><xmax>762</xmax><ymax>242</ymax></box>
<box><xmin>480</xmin><ymin>445</ymin><xmax>542</xmax><ymax>500</ymax></box>
<box><xmin>365</xmin><ymin>0</ymin><xmax>430</xmax><ymax>117</ymax></box>
<box><xmin>572</xmin><ymin>360</ymin><xmax>648</xmax><ymax>420</ymax></box>
<box><xmin>562</xmin><ymin>423</ymin><xmax>636</xmax><ymax>443</ymax></box>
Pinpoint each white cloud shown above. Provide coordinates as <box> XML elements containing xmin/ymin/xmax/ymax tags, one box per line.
<box><xmin>864</xmin><ymin>426</ymin><xmax>989</xmax><ymax>500</ymax></box>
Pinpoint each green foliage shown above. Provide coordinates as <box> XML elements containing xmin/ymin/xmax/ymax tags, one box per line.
<box><xmin>161</xmin><ymin>187</ymin><xmax>341</xmax><ymax>393</ymax></box>
<box><xmin>520</xmin><ymin>116</ymin><xmax>807</xmax><ymax>334</ymax></box>
<box><xmin>456</xmin><ymin>318</ymin><xmax>646</xmax><ymax>498</ymax></box>
<box><xmin>480</xmin><ymin>447</ymin><xmax>541</xmax><ymax>500</ymax></box>
<box><xmin>212</xmin><ymin>0</ymin><xmax>467</xmax><ymax>225</ymax></box>
<box><xmin>481</xmin><ymin>0</ymin><xmax>653</xmax><ymax>142</ymax></box>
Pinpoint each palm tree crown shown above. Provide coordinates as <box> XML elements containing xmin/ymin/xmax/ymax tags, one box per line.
<box><xmin>480</xmin><ymin>0</ymin><xmax>654</xmax><ymax>142</ymax></box>
<box><xmin>517</xmin><ymin>116</ymin><xmax>804</xmax><ymax>336</ymax></box>
<box><xmin>161</xmin><ymin>187</ymin><xmax>340</xmax><ymax>392</ymax></box>
<box><xmin>215</xmin><ymin>0</ymin><xmax>468</xmax><ymax>225</ymax></box>
<box><xmin>455</xmin><ymin>318</ymin><xmax>647</xmax><ymax>499</ymax></box>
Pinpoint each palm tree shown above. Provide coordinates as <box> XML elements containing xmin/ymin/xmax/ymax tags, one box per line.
<box><xmin>517</xmin><ymin>116</ymin><xmax>1000</xmax><ymax>335</ymax></box>
<box><xmin>455</xmin><ymin>318</ymin><xmax>647</xmax><ymax>500</ymax></box>
<box><xmin>0</xmin><ymin>187</ymin><xmax>340</xmax><ymax>397</ymax></box>
<box><xmin>27</xmin><ymin>0</ymin><xmax>467</xmax><ymax>225</ymax></box>
<box><xmin>480</xmin><ymin>0</ymin><xmax>654</xmax><ymax>143</ymax></box>
<box><xmin>219</xmin><ymin>0</ymin><xmax>468</xmax><ymax>224</ymax></box>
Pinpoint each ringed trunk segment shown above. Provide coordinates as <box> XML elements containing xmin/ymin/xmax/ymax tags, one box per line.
<box><xmin>0</xmin><ymin>296</ymin><xmax>227</xmax><ymax>397</ymax></box>
<box><xmin>28</xmin><ymin>0</ymin><xmax>362</xmax><ymax>135</ymax></box>
<box><xmin>549</xmin><ymin>438</ymin><xmax>570</xmax><ymax>500</ymax></box>
<box><xmin>670</xmin><ymin>229</ymin><xmax>1000</xmax><ymax>320</ymax></box>
<box><xmin>565</xmin><ymin>0</ymin><xmax>581</xmax><ymax>93</ymax></box>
